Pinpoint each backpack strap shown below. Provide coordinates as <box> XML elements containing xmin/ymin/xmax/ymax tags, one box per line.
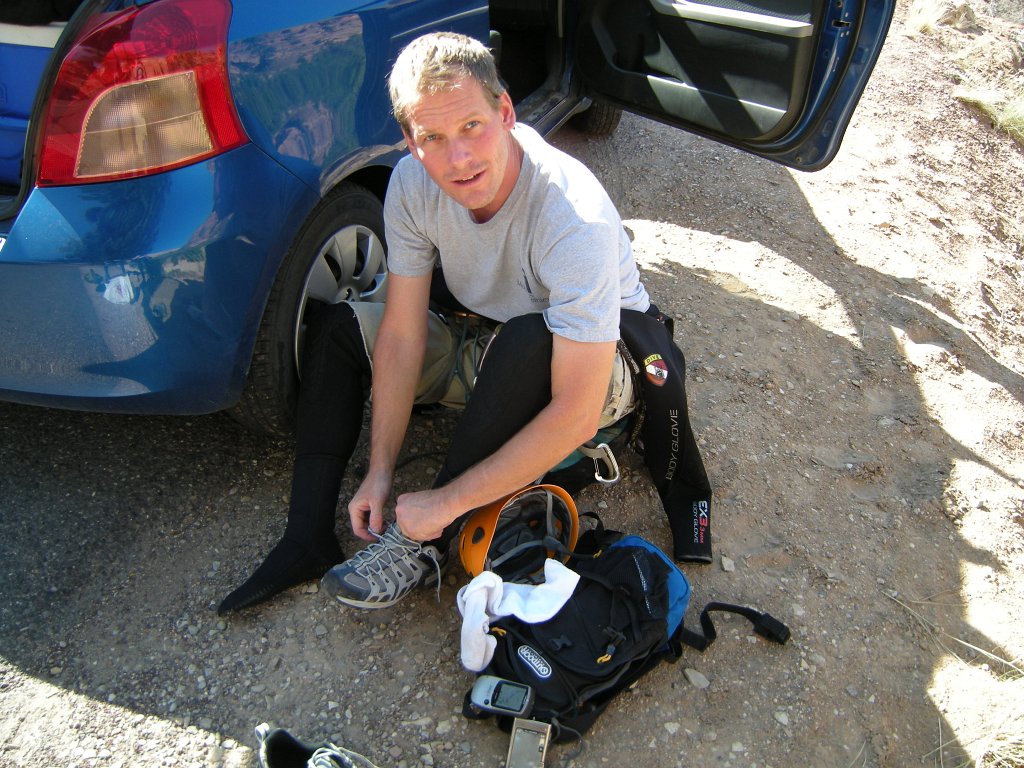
<box><xmin>675</xmin><ymin>601</ymin><xmax>791</xmax><ymax>652</ymax></box>
<box><xmin>570</xmin><ymin>513</ymin><xmax>623</xmax><ymax>557</ymax></box>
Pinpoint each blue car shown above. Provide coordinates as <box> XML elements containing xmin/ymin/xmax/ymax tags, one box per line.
<box><xmin>0</xmin><ymin>0</ymin><xmax>894</xmax><ymax>435</ymax></box>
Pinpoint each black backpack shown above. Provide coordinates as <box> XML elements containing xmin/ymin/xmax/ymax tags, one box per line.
<box><xmin>462</xmin><ymin>533</ymin><xmax>790</xmax><ymax>744</ymax></box>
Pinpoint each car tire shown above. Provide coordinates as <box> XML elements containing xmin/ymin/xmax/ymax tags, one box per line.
<box><xmin>569</xmin><ymin>99</ymin><xmax>622</xmax><ymax>137</ymax></box>
<box><xmin>231</xmin><ymin>182</ymin><xmax>387</xmax><ymax>437</ymax></box>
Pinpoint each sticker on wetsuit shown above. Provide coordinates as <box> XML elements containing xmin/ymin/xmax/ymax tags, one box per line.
<box><xmin>644</xmin><ymin>354</ymin><xmax>668</xmax><ymax>387</ymax></box>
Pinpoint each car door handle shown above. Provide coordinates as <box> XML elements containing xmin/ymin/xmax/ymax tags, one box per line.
<box><xmin>649</xmin><ymin>0</ymin><xmax>815</xmax><ymax>37</ymax></box>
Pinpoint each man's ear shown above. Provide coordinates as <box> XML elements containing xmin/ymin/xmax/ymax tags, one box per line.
<box><xmin>499</xmin><ymin>91</ymin><xmax>516</xmax><ymax>129</ymax></box>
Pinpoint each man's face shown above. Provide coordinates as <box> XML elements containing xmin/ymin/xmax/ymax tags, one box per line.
<box><xmin>402</xmin><ymin>77</ymin><xmax>517</xmax><ymax>221</ymax></box>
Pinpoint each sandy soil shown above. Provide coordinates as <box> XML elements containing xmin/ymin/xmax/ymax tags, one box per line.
<box><xmin>0</xmin><ymin>2</ymin><xmax>1021</xmax><ymax>767</ymax></box>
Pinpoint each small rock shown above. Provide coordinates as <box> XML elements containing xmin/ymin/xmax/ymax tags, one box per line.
<box><xmin>684</xmin><ymin>668</ymin><xmax>710</xmax><ymax>689</ymax></box>
<box><xmin>721</xmin><ymin>555</ymin><xmax>735</xmax><ymax>572</ymax></box>
<box><xmin>664</xmin><ymin>722</ymin><xmax>680</xmax><ymax>735</ymax></box>
<box><xmin>774</xmin><ymin>711</ymin><xmax>790</xmax><ymax>726</ymax></box>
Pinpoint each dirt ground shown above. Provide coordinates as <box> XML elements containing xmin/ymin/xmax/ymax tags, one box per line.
<box><xmin>1</xmin><ymin>2</ymin><xmax>1022</xmax><ymax>767</ymax></box>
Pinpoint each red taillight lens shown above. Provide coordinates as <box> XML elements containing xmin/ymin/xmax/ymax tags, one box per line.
<box><xmin>37</xmin><ymin>0</ymin><xmax>248</xmax><ymax>187</ymax></box>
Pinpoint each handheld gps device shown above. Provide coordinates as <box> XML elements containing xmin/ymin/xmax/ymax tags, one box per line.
<box><xmin>469</xmin><ymin>675</ymin><xmax>535</xmax><ymax>717</ymax></box>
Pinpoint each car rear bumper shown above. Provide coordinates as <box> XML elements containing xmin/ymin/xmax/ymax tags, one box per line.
<box><xmin>0</xmin><ymin>143</ymin><xmax>317</xmax><ymax>414</ymax></box>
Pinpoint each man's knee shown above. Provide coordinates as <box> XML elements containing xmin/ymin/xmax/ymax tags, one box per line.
<box><xmin>499</xmin><ymin>312</ymin><xmax>549</xmax><ymax>341</ymax></box>
<box><xmin>465</xmin><ymin>313</ymin><xmax>554</xmax><ymax>413</ymax></box>
<box><xmin>298</xmin><ymin>302</ymin><xmax>373</xmax><ymax>398</ymax></box>
<box><xmin>481</xmin><ymin>313</ymin><xmax>552</xmax><ymax>373</ymax></box>
<box><xmin>303</xmin><ymin>302</ymin><xmax>360</xmax><ymax>360</ymax></box>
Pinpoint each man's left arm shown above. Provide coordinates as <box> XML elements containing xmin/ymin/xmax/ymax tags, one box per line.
<box><xmin>394</xmin><ymin>334</ymin><xmax>616</xmax><ymax>540</ymax></box>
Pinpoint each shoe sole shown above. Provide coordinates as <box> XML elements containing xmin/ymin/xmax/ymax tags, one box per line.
<box><xmin>329</xmin><ymin>592</ymin><xmax>409</xmax><ymax>610</ymax></box>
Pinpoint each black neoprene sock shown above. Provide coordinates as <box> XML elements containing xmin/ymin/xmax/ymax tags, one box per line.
<box><xmin>216</xmin><ymin>537</ymin><xmax>343</xmax><ymax>615</ymax></box>
<box><xmin>218</xmin><ymin>303</ymin><xmax>370</xmax><ymax>614</ymax></box>
<box><xmin>217</xmin><ymin>454</ymin><xmax>347</xmax><ymax>614</ymax></box>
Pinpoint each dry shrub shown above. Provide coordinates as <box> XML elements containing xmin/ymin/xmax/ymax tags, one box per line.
<box><xmin>907</xmin><ymin>0</ymin><xmax>981</xmax><ymax>34</ymax></box>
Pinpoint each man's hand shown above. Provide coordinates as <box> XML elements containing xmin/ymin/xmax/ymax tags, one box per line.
<box><xmin>348</xmin><ymin>470</ymin><xmax>392</xmax><ymax>542</ymax></box>
<box><xmin>395</xmin><ymin>487</ymin><xmax>456</xmax><ymax>542</ymax></box>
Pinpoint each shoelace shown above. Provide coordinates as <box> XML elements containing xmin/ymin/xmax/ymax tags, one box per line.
<box><xmin>353</xmin><ymin>525</ymin><xmax>444</xmax><ymax>601</ymax></box>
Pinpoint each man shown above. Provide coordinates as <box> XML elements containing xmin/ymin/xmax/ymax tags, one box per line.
<box><xmin>218</xmin><ymin>31</ymin><xmax>710</xmax><ymax>614</ymax></box>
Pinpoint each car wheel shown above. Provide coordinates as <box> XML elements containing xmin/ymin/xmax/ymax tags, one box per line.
<box><xmin>569</xmin><ymin>99</ymin><xmax>622</xmax><ymax>137</ymax></box>
<box><xmin>231</xmin><ymin>182</ymin><xmax>387</xmax><ymax>437</ymax></box>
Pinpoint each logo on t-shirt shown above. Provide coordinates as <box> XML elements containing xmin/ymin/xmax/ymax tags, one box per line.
<box><xmin>517</xmin><ymin>269</ymin><xmax>544</xmax><ymax>304</ymax></box>
<box><xmin>644</xmin><ymin>354</ymin><xmax>668</xmax><ymax>386</ymax></box>
<box><xmin>517</xmin><ymin>268</ymin><xmax>534</xmax><ymax>296</ymax></box>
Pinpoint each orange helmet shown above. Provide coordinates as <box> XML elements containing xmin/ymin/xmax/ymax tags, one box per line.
<box><xmin>458</xmin><ymin>484</ymin><xmax>579</xmax><ymax>583</ymax></box>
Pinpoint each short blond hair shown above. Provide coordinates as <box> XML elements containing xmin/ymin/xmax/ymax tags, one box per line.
<box><xmin>388</xmin><ymin>32</ymin><xmax>505</xmax><ymax>132</ymax></box>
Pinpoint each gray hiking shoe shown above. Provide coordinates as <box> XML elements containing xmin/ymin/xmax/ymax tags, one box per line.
<box><xmin>321</xmin><ymin>523</ymin><xmax>448</xmax><ymax>609</ymax></box>
<box><xmin>308</xmin><ymin>746</ymin><xmax>380</xmax><ymax>768</ymax></box>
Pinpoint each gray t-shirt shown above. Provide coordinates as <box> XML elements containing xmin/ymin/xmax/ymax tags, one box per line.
<box><xmin>383</xmin><ymin>124</ymin><xmax>649</xmax><ymax>343</ymax></box>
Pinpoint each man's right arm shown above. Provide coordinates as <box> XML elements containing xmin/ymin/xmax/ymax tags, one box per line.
<box><xmin>347</xmin><ymin>272</ymin><xmax>432</xmax><ymax>540</ymax></box>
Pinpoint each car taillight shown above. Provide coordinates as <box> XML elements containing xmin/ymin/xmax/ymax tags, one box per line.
<box><xmin>37</xmin><ymin>0</ymin><xmax>248</xmax><ymax>187</ymax></box>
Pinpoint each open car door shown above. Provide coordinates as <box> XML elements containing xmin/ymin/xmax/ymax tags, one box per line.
<box><xmin>575</xmin><ymin>0</ymin><xmax>895</xmax><ymax>169</ymax></box>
